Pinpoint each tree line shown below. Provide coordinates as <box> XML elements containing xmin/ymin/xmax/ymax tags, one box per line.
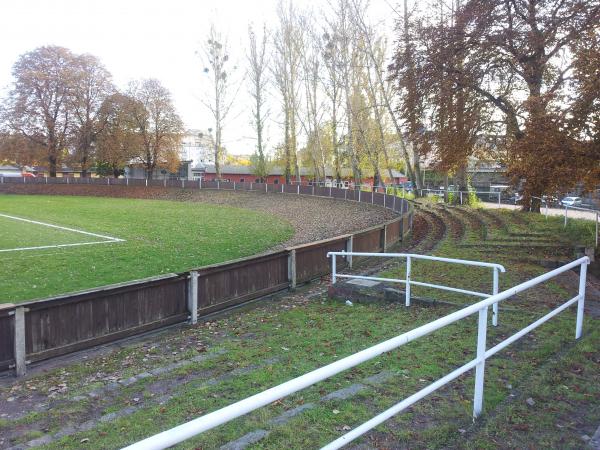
<box><xmin>0</xmin><ymin>46</ymin><xmax>183</xmax><ymax>179</ymax></box>
<box><xmin>205</xmin><ymin>0</ymin><xmax>599</xmax><ymax>210</ymax></box>
<box><xmin>1</xmin><ymin>0</ymin><xmax>598</xmax><ymax>210</ymax></box>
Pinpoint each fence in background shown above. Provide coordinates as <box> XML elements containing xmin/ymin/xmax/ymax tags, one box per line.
<box><xmin>123</xmin><ymin>256</ymin><xmax>589</xmax><ymax>450</ymax></box>
<box><xmin>327</xmin><ymin>252</ymin><xmax>505</xmax><ymax>325</ymax></box>
<box><xmin>0</xmin><ymin>181</ymin><xmax>412</xmax><ymax>375</ymax></box>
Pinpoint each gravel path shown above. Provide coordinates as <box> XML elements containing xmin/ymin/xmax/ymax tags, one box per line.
<box><xmin>0</xmin><ymin>185</ymin><xmax>398</xmax><ymax>249</ymax></box>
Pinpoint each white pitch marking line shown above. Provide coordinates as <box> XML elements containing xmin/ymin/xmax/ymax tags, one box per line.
<box><xmin>0</xmin><ymin>212</ymin><xmax>124</xmax><ymax>242</ymax></box>
<box><xmin>0</xmin><ymin>240</ymin><xmax>122</xmax><ymax>253</ymax></box>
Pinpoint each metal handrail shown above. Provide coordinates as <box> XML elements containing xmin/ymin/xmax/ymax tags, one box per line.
<box><xmin>327</xmin><ymin>252</ymin><xmax>505</xmax><ymax>326</ymax></box>
<box><xmin>122</xmin><ymin>257</ymin><xmax>588</xmax><ymax>450</ymax></box>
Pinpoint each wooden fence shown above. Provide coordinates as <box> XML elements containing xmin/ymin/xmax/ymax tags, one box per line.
<box><xmin>0</xmin><ymin>179</ymin><xmax>413</xmax><ymax>375</ymax></box>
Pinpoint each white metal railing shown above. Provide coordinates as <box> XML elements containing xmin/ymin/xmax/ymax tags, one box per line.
<box><xmin>327</xmin><ymin>252</ymin><xmax>506</xmax><ymax>326</ymax></box>
<box><xmin>122</xmin><ymin>257</ymin><xmax>588</xmax><ymax>450</ymax></box>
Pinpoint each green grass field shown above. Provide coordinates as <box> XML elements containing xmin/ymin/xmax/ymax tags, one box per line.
<box><xmin>0</xmin><ymin>195</ymin><xmax>293</xmax><ymax>303</ymax></box>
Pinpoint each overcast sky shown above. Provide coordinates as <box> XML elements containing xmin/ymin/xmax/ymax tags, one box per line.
<box><xmin>0</xmin><ymin>0</ymin><xmax>398</xmax><ymax>155</ymax></box>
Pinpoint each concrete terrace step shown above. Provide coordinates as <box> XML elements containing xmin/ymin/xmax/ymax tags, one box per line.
<box><xmin>4</xmin><ymin>355</ymin><xmax>281</xmax><ymax>449</ymax></box>
<box><xmin>219</xmin><ymin>370</ymin><xmax>397</xmax><ymax>450</ymax></box>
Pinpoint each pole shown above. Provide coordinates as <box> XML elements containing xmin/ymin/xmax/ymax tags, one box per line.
<box><xmin>472</xmin><ymin>306</ymin><xmax>488</xmax><ymax>418</ymax></box>
<box><xmin>331</xmin><ymin>254</ymin><xmax>337</xmax><ymax>284</ymax></box>
<box><xmin>564</xmin><ymin>206</ymin><xmax>568</xmax><ymax>228</ymax></box>
<box><xmin>576</xmin><ymin>261</ymin><xmax>588</xmax><ymax>339</ymax></box>
<box><xmin>405</xmin><ymin>256</ymin><xmax>411</xmax><ymax>307</ymax></box>
<box><xmin>492</xmin><ymin>268</ymin><xmax>499</xmax><ymax>326</ymax></box>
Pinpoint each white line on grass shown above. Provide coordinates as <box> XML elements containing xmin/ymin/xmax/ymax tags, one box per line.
<box><xmin>0</xmin><ymin>240</ymin><xmax>123</xmax><ymax>253</ymax></box>
<box><xmin>0</xmin><ymin>212</ymin><xmax>125</xmax><ymax>252</ymax></box>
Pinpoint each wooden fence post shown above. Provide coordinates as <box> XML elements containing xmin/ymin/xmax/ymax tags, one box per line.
<box><xmin>14</xmin><ymin>306</ymin><xmax>27</xmax><ymax>377</ymax></box>
<box><xmin>187</xmin><ymin>271</ymin><xmax>198</xmax><ymax>325</ymax></box>
<box><xmin>382</xmin><ymin>225</ymin><xmax>388</xmax><ymax>252</ymax></box>
<box><xmin>288</xmin><ymin>250</ymin><xmax>297</xmax><ymax>290</ymax></box>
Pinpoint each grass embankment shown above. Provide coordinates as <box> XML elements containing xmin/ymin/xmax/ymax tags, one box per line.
<box><xmin>0</xmin><ymin>195</ymin><xmax>293</xmax><ymax>303</ymax></box>
<box><xmin>0</xmin><ymin>204</ymin><xmax>598</xmax><ymax>449</ymax></box>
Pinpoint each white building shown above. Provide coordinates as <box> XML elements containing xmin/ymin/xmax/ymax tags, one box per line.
<box><xmin>181</xmin><ymin>129</ymin><xmax>214</xmax><ymax>166</ymax></box>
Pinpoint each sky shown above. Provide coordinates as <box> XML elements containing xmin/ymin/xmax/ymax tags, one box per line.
<box><xmin>0</xmin><ymin>0</ymin><xmax>398</xmax><ymax>155</ymax></box>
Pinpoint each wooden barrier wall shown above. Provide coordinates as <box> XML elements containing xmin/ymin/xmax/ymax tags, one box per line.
<box><xmin>0</xmin><ymin>179</ymin><xmax>413</xmax><ymax>374</ymax></box>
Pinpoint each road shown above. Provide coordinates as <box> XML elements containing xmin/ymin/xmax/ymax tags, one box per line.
<box><xmin>482</xmin><ymin>202</ymin><xmax>599</xmax><ymax>221</ymax></box>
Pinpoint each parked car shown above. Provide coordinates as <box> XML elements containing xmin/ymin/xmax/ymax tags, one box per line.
<box><xmin>561</xmin><ymin>196</ymin><xmax>582</xmax><ymax>207</ymax></box>
<box><xmin>509</xmin><ymin>193</ymin><xmax>523</xmax><ymax>204</ymax></box>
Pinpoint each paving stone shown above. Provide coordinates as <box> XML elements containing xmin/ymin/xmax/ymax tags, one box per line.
<box><xmin>590</xmin><ymin>423</ymin><xmax>600</xmax><ymax>450</ymax></box>
<box><xmin>219</xmin><ymin>429</ymin><xmax>270</xmax><ymax>450</ymax></box>
<box><xmin>363</xmin><ymin>370</ymin><xmax>394</xmax><ymax>385</ymax></box>
<box><xmin>347</xmin><ymin>279</ymin><xmax>381</xmax><ymax>287</ymax></box>
<box><xmin>322</xmin><ymin>384</ymin><xmax>365</xmax><ymax>401</ymax></box>
<box><xmin>268</xmin><ymin>403</ymin><xmax>316</xmax><ymax>425</ymax></box>
<box><xmin>24</xmin><ymin>435</ymin><xmax>53</xmax><ymax>447</ymax></box>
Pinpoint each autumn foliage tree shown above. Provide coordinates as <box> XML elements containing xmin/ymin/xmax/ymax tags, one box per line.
<box><xmin>1</xmin><ymin>46</ymin><xmax>76</xmax><ymax>176</ymax></box>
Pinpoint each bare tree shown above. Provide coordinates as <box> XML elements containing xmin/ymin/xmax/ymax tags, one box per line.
<box><xmin>298</xmin><ymin>15</ymin><xmax>328</xmax><ymax>182</ymax></box>
<box><xmin>247</xmin><ymin>24</ymin><xmax>270</xmax><ymax>182</ymax></box>
<box><xmin>349</xmin><ymin>0</ymin><xmax>422</xmax><ymax>191</ymax></box>
<box><xmin>201</xmin><ymin>24</ymin><xmax>239</xmax><ymax>180</ymax></box>
<box><xmin>127</xmin><ymin>79</ymin><xmax>183</xmax><ymax>179</ymax></box>
<box><xmin>70</xmin><ymin>54</ymin><xmax>114</xmax><ymax>177</ymax></box>
<box><xmin>273</xmin><ymin>0</ymin><xmax>303</xmax><ymax>184</ymax></box>
<box><xmin>1</xmin><ymin>46</ymin><xmax>76</xmax><ymax>177</ymax></box>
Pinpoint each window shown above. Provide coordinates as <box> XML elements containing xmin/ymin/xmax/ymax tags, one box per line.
<box><xmin>239</xmin><ymin>178</ymin><xmax>244</xmax><ymax>183</ymax></box>
<box><xmin>255</xmin><ymin>178</ymin><xmax>260</xmax><ymax>183</ymax></box>
<box><xmin>273</xmin><ymin>179</ymin><xmax>279</xmax><ymax>184</ymax></box>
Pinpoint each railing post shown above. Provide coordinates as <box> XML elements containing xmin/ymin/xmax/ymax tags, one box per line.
<box><xmin>358</xmin><ymin>189</ymin><xmax>361</xmax><ymax>202</ymax></box>
<box><xmin>187</xmin><ymin>271</ymin><xmax>198</xmax><ymax>325</ymax></box>
<box><xmin>382</xmin><ymin>225</ymin><xmax>388</xmax><ymax>252</ymax></box>
<box><xmin>14</xmin><ymin>306</ymin><xmax>27</xmax><ymax>377</ymax></box>
<box><xmin>498</xmin><ymin>192</ymin><xmax>501</xmax><ymax>206</ymax></box>
<box><xmin>473</xmin><ymin>306</ymin><xmax>489</xmax><ymax>419</ymax></box>
<box><xmin>297</xmin><ymin>184</ymin><xmax>300</xmax><ymax>195</ymax></box>
<box><xmin>405</xmin><ymin>256</ymin><xmax>411</xmax><ymax>306</ymax></box>
<box><xmin>331</xmin><ymin>254</ymin><xmax>337</xmax><ymax>284</ymax></box>
<box><xmin>492</xmin><ymin>268</ymin><xmax>499</xmax><ymax>326</ymax></box>
<box><xmin>576</xmin><ymin>261</ymin><xmax>588</xmax><ymax>339</ymax></box>
<box><xmin>346</xmin><ymin>236</ymin><xmax>353</xmax><ymax>268</ymax></box>
<box><xmin>596</xmin><ymin>213</ymin><xmax>599</xmax><ymax>247</ymax></box>
<box><xmin>564</xmin><ymin>205</ymin><xmax>568</xmax><ymax>228</ymax></box>
<box><xmin>288</xmin><ymin>249</ymin><xmax>297</xmax><ymax>290</ymax></box>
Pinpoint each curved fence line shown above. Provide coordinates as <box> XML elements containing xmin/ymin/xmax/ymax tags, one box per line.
<box><xmin>0</xmin><ymin>178</ymin><xmax>413</xmax><ymax>376</ymax></box>
<box><xmin>0</xmin><ymin>176</ymin><xmax>412</xmax><ymax>214</ymax></box>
